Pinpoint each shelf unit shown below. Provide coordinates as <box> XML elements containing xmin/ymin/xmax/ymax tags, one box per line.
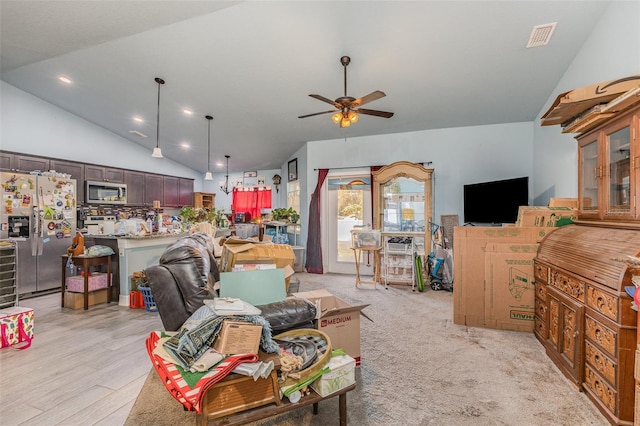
<box><xmin>0</xmin><ymin>240</ymin><xmax>18</xmax><ymax>309</ymax></box>
<box><xmin>380</xmin><ymin>232</ymin><xmax>424</xmax><ymax>290</ymax></box>
<box><xmin>194</xmin><ymin>192</ymin><xmax>215</xmax><ymax>209</ymax></box>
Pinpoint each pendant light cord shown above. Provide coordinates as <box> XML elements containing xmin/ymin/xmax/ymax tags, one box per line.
<box><xmin>155</xmin><ymin>77</ymin><xmax>165</xmax><ymax>150</ymax></box>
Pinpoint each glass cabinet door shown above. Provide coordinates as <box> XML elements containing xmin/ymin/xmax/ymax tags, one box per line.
<box><xmin>372</xmin><ymin>161</ymin><xmax>434</xmax><ymax>255</ymax></box>
<box><xmin>380</xmin><ymin>177</ymin><xmax>425</xmax><ymax>233</ymax></box>
<box><xmin>579</xmin><ymin>138</ymin><xmax>599</xmax><ymax>215</ymax></box>
<box><xmin>605</xmin><ymin>123</ymin><xmax>631</xmax><ymax>216</ymax></box>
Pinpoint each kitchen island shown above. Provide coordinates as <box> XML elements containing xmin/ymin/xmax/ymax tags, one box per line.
<box><xmin>93</xmin><ymin>233</ymin><xmax>187</xmax><ymax>306</ymax></box>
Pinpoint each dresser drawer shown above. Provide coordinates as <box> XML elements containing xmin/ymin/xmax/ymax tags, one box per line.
<box><xmin>549</xmin><ymin>267</ymin><xmax>585</xmax><ymax>303</ymax></box>
<box><xmin>586</xmin><ymin>285</ymin><xmax>619</xmax><ymax>323</ymax></box>
<box><xmin>585</xmin><ymin>315</ymin><xmax>617</xmax><ymax>358</ymax></box>
<box><xmin>535</xmin><ymin>283</ymin><xmax>547</xmax><ymax>302</ymax></box>
<box><xmin>585</xmin><ymin>365</ymin><xmax>617</xmax><ymax>414</ymax></box>
<box><xmin>534</xmin><ymin>262</ymin><xmax>548</xmax><ymax>284</ymax></box>
<box><xmin>534</xmin><ymin>315</ymin><xmax>547</xmax><ymax>340</ymax></box>
<box><xmin>585</xmin><ymin>340</ymin><xmax>616</xmax><ymax>386</ymax></box>
<box><xmin>535</xmin><ymin>297</ymin><xmax>547</xmax><ymax>323</ymax></box>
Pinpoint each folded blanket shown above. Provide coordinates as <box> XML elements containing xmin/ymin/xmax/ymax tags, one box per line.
<box><xmin>163</xmin><ymin>305</ymin><xmax>279</xmax><ymax>370</ymax></box>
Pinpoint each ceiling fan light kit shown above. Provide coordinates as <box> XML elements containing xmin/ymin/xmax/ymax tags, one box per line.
<box><xmin>299</xmin><ymin>55</ymin><xmax>394</xmax><ymax>127</ymax></box>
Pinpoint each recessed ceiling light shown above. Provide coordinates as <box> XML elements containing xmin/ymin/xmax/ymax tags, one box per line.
<box><xmin>215</xmin><ymin>161</ymin><xmax>224</xmax><ymax>167</ymax></box>
<box><xmin>180</xmin><ymin>141</ymin><xmax>190</xmax><ymax>148</ymax></box>
<box><xmin>183</xmin><ymin>109</ymin><xmax>193</xmax><ymax>115</ymax></box>
<box><xmin>133</xmin><ymin>116</ymin><xmax>144</xmax><ymax>123</ymax></box>
<box><xmin>58</xmin><ymin>76</ymin><xmax>72</xmax><ymax>84</ymax></box>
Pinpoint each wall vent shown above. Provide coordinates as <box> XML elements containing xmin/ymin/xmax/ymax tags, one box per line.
<box><xmin>526</xmin><ymin>22</ymin><xmax>557</xmax><ymax>48</ymax></box>
<box><xmin>129</xmin><ymin>130</ymin><xmax>148</xmax><ymax>138</ymax></box>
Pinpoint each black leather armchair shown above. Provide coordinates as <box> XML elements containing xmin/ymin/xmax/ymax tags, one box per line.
<box><xmin>145</xmin><ymin>233</ymin><xmax>218</xmax><ymax>331</ymax></box>
<box><xmin>145</xmin><ymin>232</ymin><xmax>316</xmax><ymax>332</ymax></box>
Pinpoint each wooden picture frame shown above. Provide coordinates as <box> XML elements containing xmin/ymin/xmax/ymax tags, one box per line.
<box><xmin>288</xmin><ymin>158</ymin><xmax>298</xmax><ymax>182</ymax></box>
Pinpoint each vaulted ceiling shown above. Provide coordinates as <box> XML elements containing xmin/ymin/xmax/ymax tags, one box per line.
<box><xmin>0</xmin><ymin>1</ymin><xmax>613</xmax><ymax>173</ymax></box>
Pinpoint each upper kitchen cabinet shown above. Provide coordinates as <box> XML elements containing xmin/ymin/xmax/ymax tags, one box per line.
<box><xmin>85</xmin><ymin>165</ymin><xmax>124</xmax><ymax>183</ymax></box>
<box><xmin>577</xmin><ymin>104</ymin><xmax>639</xmax><ymax>222</ymax></box>
<box><xmin>0</xmin><ymin>152</ymin><xmax>14</xmax><ymax>171</ymax></box>
<box><xmin>163</xmin><ymin>176</ymin><xmax>194</xmax><ymax>207</ymax></box>
<box><xmin>14</xmin><ymin>155</ymin><xmax>50</xmax><ymax>173</ymax></box>
<box><xmin>124</xmin><ymin>171</ymin><xmax>145</xmax><ymax>205</ymax></box>
<box><xmin>50</xmin><ymin>160</ymin><xmax>85</xmax><ymax>203</ymax></box>
<box><xmin>179</xmin><ymin>178</ymin><xmax>194</xmax><ymax>207</ymax></box>
<box><xmin>163</xmin><ymin>176</ymin><xmax>179</xmax><ymax>207</ymax></box>
<box><xmin>144</xmin><ymin>174</ymin><xmax>163</xmax><ymax>206</ymax></box>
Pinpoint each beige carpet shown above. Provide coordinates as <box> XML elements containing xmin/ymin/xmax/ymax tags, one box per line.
<box><xmin>126</xmin><ymin>273</ymin><xmax>609</xmax><ymax>425</ymax></box>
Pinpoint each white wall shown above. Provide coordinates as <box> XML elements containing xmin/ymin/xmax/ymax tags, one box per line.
<box><xmin>0</xmin><ymin>81</ymin><xmax>203</xmax><ymax>188</ymax></box>
<box><xmin>532</xmin><ymin>1</ymin><xmax>640</xmax><ymax>205</ymax></box>
<box><xmin>306</xmin><ymin>122</ymin><xmax>534</xmax><ymax>226</ymax></box>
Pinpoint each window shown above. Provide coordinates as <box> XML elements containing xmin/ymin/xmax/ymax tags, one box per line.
<box><xmin>288</xmin><ymin>180</ymin><xmax>300</xmax><ymax>213</ymax></box>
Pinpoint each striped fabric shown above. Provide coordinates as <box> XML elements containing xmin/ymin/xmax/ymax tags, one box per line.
<box><xmin>146</xmin><ymin>331</ymin><xmax>258</xmax><ymax>413</ymax></box>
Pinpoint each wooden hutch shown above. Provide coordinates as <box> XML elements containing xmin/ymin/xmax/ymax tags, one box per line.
<box><xmin>536</xmin><ymin>78</ymin><xmax>640</xmax><ymax>426</ymax></box>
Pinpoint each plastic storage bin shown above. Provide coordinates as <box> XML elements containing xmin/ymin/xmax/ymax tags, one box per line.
<box><xmin>136</xmin><ymin>285</ymin><xmax>158</xmax><ymax>312</ymax></box>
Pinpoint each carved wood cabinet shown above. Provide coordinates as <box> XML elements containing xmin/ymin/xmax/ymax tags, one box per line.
<box><xmin>535</xmin><ymin>223</ymin><xmax>639</xmax><ymax>425</ymax></box>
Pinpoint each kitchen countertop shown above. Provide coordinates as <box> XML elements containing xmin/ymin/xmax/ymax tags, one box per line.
<box><xmin>88</xmin><ymin>232</ymin><xmax>189</xmax><ymax>240</ymax></box>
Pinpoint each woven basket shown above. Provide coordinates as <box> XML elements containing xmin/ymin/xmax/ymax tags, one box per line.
<box><xmin>273</xmin><ymin>328</ymin><xmax>332</xmax><ymax>388</ymax></box>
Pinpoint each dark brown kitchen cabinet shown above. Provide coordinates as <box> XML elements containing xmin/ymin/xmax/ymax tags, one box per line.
<box><xmin>179</xmin><ymin>178</ymin><xmax>194</xmax><ymax>207</ymax></box>
<box><xmin>124</xmin><ymin>171</ymin><xmax>145</xmax><ymax>205</ymax></box>
<box><xmin>0</xmin><ymin>152</ymin><xmax>14</xmax><ymax>171</ymax></box>
<box><xmin>163</xmin><ymin>176</ymin><xmax>179</xmax><ymax>207</ymax></box>
<box><xmin>50</xmin><ymin>160</ymin><xmax>85</xmax><ymax>203</ymax></box>
<box><xmin>85</xmin><ymin>165</ymin><xmax>124</xmax><ymax>183</ymax></box>
<box><xmin>14</xmin><ymin>155</ymin><xmax>49</xmax><ymax>173</ymax></box>
<box><xmin>144</xmin><ymin>174</ymin><xmax>163</xmax><ymax>205</ymax></box>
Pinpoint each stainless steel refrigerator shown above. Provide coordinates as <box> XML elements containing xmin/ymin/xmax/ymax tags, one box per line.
<box><xmin>1</xmin><ymin>172</ymin><xmax>77</xmax><ymax>296</ymax></box>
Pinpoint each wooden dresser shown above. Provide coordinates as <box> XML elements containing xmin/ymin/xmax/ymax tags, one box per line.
<box><xmin>535</xmin><ymin>223</ymin><xmax>640</xmax><ymax>425</ymax></box>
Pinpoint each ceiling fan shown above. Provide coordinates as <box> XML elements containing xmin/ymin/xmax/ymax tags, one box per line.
<box><xmin>298</xmin><ymin>56</ymin><xmax>394</xmax><ymax>128</ymax></box>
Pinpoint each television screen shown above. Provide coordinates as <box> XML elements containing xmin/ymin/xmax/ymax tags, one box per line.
<box><xmin>463</xmin><ymin>177</ymin><xmax>529</xmax><ymax>224</ymax></box>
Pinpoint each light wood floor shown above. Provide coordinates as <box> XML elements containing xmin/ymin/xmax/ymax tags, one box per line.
<box><xmin>0</xmin><ymin>293</ymin><xmax>163</xmax><ymax>425</ymax></box>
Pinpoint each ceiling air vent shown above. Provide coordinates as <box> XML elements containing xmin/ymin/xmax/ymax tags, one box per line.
<box><xmin>526</xmin><ymin>22</ymin><xmax>557</xmax><ymax>48</ymax></box>
<box><xmin>129</xmin><ymin>130</ymin><xmax>148</xmax><ymax>138</ymax></box>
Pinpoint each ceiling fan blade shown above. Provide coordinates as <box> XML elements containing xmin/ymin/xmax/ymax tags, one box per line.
<box><xmin>298</xmin><ymin>110</ymin><xmax>336</xmax><ymax>119</ymax></box>
<box><xmin>356</xmin><ymin>108</ymin><xmax>394</xmax><ymax>118</ymax></box>
<box><xmin>351</xmin><ymin>90</ymin><xmax>386</xmax><ymax>107</ymax></box>
<box><xmin>309</xmin><ymin>94</ymin><xmax>342</xmax><ymax>109</ymax></box>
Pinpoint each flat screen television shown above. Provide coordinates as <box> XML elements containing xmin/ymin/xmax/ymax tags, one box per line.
<box><xmin>463</xmin><ymin>177</ymin><xmax>529</xmax><ymax>224</ymax></box>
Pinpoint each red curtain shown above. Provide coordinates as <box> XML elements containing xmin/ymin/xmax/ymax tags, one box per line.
<box><xmin>232</xmin><ymin>188</ymin><xmax>272</xmax><ymax>219</ymax></box>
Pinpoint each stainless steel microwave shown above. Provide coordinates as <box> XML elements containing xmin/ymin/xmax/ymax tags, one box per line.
<box><xmin>86</xmin><ymin>181</ymin><xmax>127</xmax><ymax>204</ymax></box>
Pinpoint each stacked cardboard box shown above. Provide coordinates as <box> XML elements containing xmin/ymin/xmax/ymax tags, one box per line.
<box><xmin>453</xmin><ymin>226</ymin><xmax>557</xmax><ymax>331</ymax></box>
<box><xmin>515</xmin><ymin>206</ymin><xmax>576</xmax><ymax>227</ymax></box>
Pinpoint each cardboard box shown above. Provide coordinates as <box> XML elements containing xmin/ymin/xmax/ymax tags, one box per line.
<box><xmin>453</xmin><ymin>226</ymin><xmax>556</xmax><ymax>328</ymax></box>
<box><xmin>293</xmin><ymin>289</ymin><xmax>370</xmax><ymax>366</ymax></box>
<box><xmin>64</xmin><ymin>288</ymin><xmax>108</xmax><ymax>309</ymax></box>
<box><xmin>213</xmin><ymin>320</ymin><xmax>262</xmax><ymax>355</ymax></box>
<box><xmin>65</xmin><ymin>272</ymin><xmax>109</xmax><ymax>293</ymax></box>
<box><xmin>548</xmin><ymin>198</ymin><xmax>579</xmax><ymax>209</ymax></box>
<box><xmin>515</xmin><ymin>206</ymin><xmax>576</xmax><ymax>227</ymax></box>
<box><xmin>220</xmin><ymin>242</ymin><xmax>295</xmax><ymax>273</ymax></box>
<box><xmin>484</xmin><ymin>243</ymin><xmax>539</xmax><ymax>332</ymax></box>
<box><xmin>310</xmin><ymin>354</ymin><xmax>356</xmax><ymax>397</ymax></box>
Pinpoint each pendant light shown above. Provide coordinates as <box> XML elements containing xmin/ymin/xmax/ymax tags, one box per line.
<box><xmin>151</xmin><ymin>77</ymin><xmax>165</xmax><ymax>158</ymax></box>
<box><xmin>204</xmin><ymin>115</ymin><xmax>213</xmax><ymax>180</ymax></box>
<box><xmin>220</xmin><ymin>155</ymin><xmax>231</xmax><ymax>194</ymax></box>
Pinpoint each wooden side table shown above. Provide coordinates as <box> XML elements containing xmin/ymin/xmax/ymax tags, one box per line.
<box><xmin>351</xmin><ymin>247</ymin><xmax>381</xmax><ymax>288</ymax></box>
<box><xmin>61</xmin><ymin>254</ymin><xmax>112</xmax><ymax>310</ymax></box>
<box><xmin>199</xmin><ymin>383</ymin><xmax>356</xmax><ymax>426</ymax></box>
